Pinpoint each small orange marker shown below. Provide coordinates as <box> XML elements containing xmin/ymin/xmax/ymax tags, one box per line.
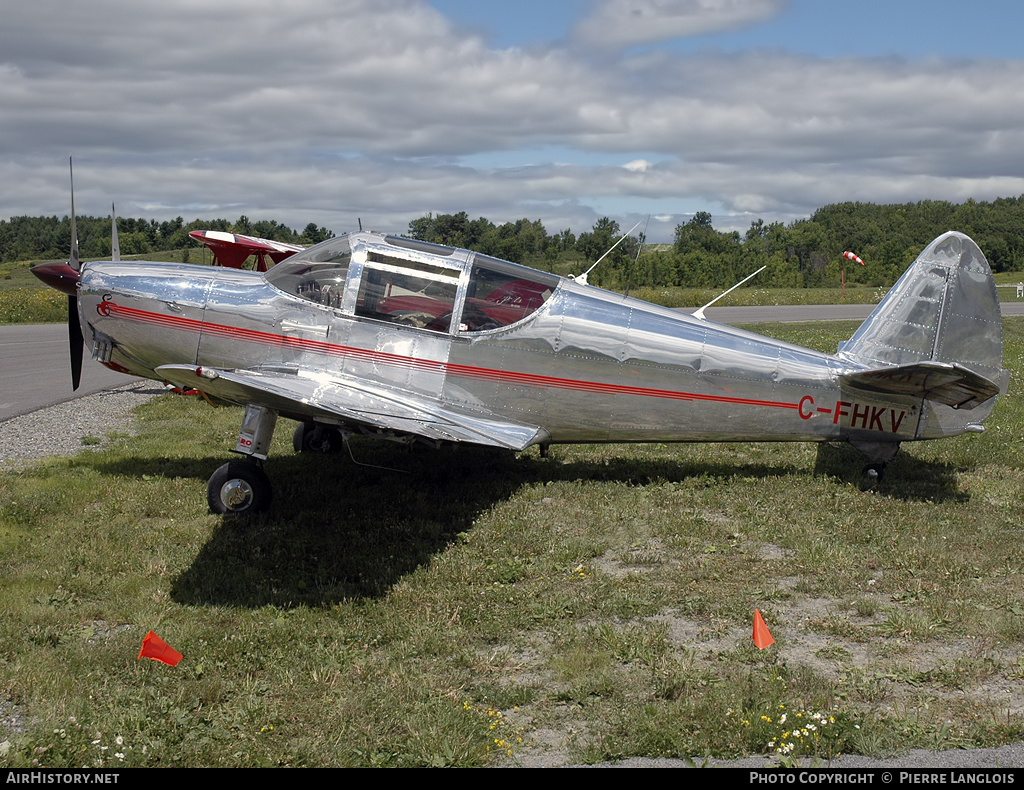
<box><xmin>753</xmin><ymin>609</ymin><xmax>774</xmax><ymax>650</ymax></box>
<box><xmin>138</xmin><ymin>631</ymin><xmax>183</xmax><ymax>666</ymax></box>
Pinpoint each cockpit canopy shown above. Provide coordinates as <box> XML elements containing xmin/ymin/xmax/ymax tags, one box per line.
<box><xmin>265</xmin><ymin>233</ymin><xmax>558</xmax><ymax>334</ymax></box>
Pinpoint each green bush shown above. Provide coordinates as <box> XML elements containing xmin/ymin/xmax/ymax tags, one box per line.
<box><xmin>0</xmin><ymin>288</ymin><xmax>67</xmax><ymax>323</ymax></box>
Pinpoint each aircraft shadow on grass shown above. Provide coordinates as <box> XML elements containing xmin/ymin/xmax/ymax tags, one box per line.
<box><xmin>92</xmin><ymin>440</ymin><xmax>970</xmax><ymax>609</ymax></box>
<box><xmin>813</xmin><ymin>442</ymin><xmax>968</xmax><ymax>504</ymax></box>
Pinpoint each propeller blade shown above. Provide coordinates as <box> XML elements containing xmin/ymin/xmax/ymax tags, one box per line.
<box><xmin>32</xmin><ymin>157</ymin><xmax>87</xmax><ymax>390</ymax></box>
<box><xmin>69</xmin><ymin>156</ymin><xmax>80</xmax><ymax>272</ymax></box>
<box><xmin>68</xmin><ymin>156</ymin><xmax>83</xmax><ymax>388</ymax></box>
<box><xmin>68</xmin><ymin>293</ymin><xmax>84</xmax><ymax>391</ymax></box>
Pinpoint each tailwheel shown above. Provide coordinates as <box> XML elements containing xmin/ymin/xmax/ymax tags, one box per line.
<box><xmin>863</xmin><ymin>462</ymin><xmax>887</xmax><ymax>483</ymax></box>
<box><xmin>208</xmin><ymin>460</ymin><xmax>272</xmax><ymax>516</ymax></box>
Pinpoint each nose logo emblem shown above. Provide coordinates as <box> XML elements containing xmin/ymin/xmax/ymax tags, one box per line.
<box><xmin>97</xmin><ymin>295</ymin><xmax>115</xmax><ymax>317</ymax></box>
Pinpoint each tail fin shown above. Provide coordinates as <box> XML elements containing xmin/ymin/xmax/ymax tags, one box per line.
<box><xmin>838</xmin><ymin>231</ymin><xmax>1008</xmax><ymax>431</ymax></box>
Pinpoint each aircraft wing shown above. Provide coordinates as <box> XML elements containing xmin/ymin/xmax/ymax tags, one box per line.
<box><xmin>155</xmin><ymin>364</ymin><xmax>548</xmax><ymax>451</ymax></box>
<box><xmin>189</xmin><ymin>230</ymin><xmax>305</xmax><ymax>271</ymax></box>
<box><xmin>841</xmin><ymin>361</ymin><xmax>1001</xmax><ymax>410</ymax></box>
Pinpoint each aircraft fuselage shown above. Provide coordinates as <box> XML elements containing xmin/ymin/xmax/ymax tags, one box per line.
<box><xmin>76</xmin><ymin>236</ymin><xmax>925</xmax><ymax>450</ymax></box>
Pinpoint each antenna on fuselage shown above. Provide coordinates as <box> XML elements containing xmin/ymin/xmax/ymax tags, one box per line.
<box><xmin>692</xmin><ymin>265</ymin><xmax>766</xmax><ymax>321</ymax></box>
<box><xmin>572</xmin><ymin>217</ymin><xmax>645</xmax><ymax>286</ymax></box>
<box><xmin>623</xmin><ymin>215</ymin><xmax>650</xmax><ymax>299</ymax></box>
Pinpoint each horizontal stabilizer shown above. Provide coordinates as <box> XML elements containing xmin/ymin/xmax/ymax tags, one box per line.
<box><xmin>841</xmin><ymin>361</ymin><xmax>1000</xmax><ymax>410</ymax></box>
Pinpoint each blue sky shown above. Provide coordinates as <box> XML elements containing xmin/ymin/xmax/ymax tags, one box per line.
<box><xmin>430</xmin><ymin>0</ymin><xmax>1022</xmax><ymax>59</ymax></box>
<box><xmin>3</xmin><ymin>0</ymin><xmax>1024</xmax><ymax>243</ymax></box>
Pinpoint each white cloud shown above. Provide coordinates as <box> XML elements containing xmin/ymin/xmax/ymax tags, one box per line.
<box><xmin>570</xmin><ymin>0</ymin><xmax>787</xmax><ymax>50</ymax></box>
<box><xmin>2</xmin><ymin>0</ymin><xmax>1023</xmax><ymax>243</ymax></box>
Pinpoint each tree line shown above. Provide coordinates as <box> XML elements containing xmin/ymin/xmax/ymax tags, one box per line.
<box><xmin>5</xmin><ymin>196</ymin><xmax>1024</xmax><ymax>289</ymax></box>
<box><xmin>0</xmin><ymin>214</ymin><xmax>333</xmax><ymax>263</ymax></box>
<box><xmin>407</xmin><ymin>199</ymin><xmax>1024</xmax><ymax>290</ymax></box>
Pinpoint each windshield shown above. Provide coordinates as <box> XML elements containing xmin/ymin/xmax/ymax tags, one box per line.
<box><xmin>280</xmin><ymin>234</ymin><xmax>352</xmax><ymax>265</ymax></box>
<box><xmin>264</xmin><ymin>235</ymin><xmax>352</xmax><ymax>308</ymax></box>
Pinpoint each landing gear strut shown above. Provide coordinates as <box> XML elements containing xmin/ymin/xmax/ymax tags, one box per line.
<box><xmin>207</xmin><ymin>403</ymin><xmax>279</xmax><ymax>516</ymax></box>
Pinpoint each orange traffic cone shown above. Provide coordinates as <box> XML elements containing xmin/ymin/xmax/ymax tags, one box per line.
<box><xmin>138</xmin><ymin>631</ymin><xmax>183</xmax><ymax>666</ymax></box>
<box><xmin>753</xmin><ymin>609</ymin><xmax>774</xmax><ymax>650</ymax></box>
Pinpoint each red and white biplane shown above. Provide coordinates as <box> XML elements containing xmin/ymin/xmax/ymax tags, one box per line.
<box><xmin>189</xmin><ymin>230</ymin><xmax>305</xmax><ymax>272</ymax></box>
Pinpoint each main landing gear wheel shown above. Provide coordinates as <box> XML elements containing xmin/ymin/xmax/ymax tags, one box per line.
<box><xmin>208</xmin><ymin>460</ymin><xmax>272</xmax><ymax>516</ymax></box>
<box><xmin>292</xmin><ymin>421</ymin><xmax>344</xmax><ymax>454</ymax></box>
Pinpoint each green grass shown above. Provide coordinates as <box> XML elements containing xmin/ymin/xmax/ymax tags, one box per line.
<box><xmin>629</xmin><ymin>284</ymin><xmax>887</xmax><ymax>308</ymax></box>
<box><xmin>1</xmin><ymin>320</ymin><xmax>1023</xmax><ymax>767</ymax></box>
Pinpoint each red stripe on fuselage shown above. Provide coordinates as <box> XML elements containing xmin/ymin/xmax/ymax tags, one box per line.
<box><xmin>105</xmin><ymin>304</ymin><xmax>800</xmax><ymax>411</ymax></box>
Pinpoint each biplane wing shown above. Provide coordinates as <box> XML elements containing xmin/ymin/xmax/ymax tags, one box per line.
<box><xmin>189</xmin><ymin>230</ymin><xmax>305</xmax><ymax>271</ymax></box>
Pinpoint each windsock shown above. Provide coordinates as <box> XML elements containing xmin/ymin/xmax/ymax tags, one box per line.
<box><xmin>842</xmin><ymin>251</ymin><xmax>864</xmax><ymax>265</ymax></box>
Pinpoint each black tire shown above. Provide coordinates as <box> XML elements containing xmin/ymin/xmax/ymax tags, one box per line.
<box><xmin>207</xmin><ymin>460</ymin><xmax>272</xmax><ymax>516</ymax></box>
<box><xmin>292</xmin><ymin>421</ymin><xmax>343</xmax><ymax>454</ymax></box>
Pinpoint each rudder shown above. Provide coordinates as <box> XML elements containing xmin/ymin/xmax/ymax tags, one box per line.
<box><xmin>837</xmin><ymin>231</ymin><xmax>1008</xmax><ymax>438</ymax></box>
<box><xmin>839</xmin><ymin>232</ymin><xmax>1005</xmax><ymax>386</ymax></box>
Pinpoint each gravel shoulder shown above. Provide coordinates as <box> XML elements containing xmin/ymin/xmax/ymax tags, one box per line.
<box><xmin>0</xmin><ymin>381</ymin><xmax>164</xmax><ymax>467</ymax></box>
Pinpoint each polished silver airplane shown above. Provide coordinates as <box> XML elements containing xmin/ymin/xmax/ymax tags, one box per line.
<box><xmin>32</xmin><ymin>216</ymin><xmax>1008</xmax><ymax>515</ymax></box>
